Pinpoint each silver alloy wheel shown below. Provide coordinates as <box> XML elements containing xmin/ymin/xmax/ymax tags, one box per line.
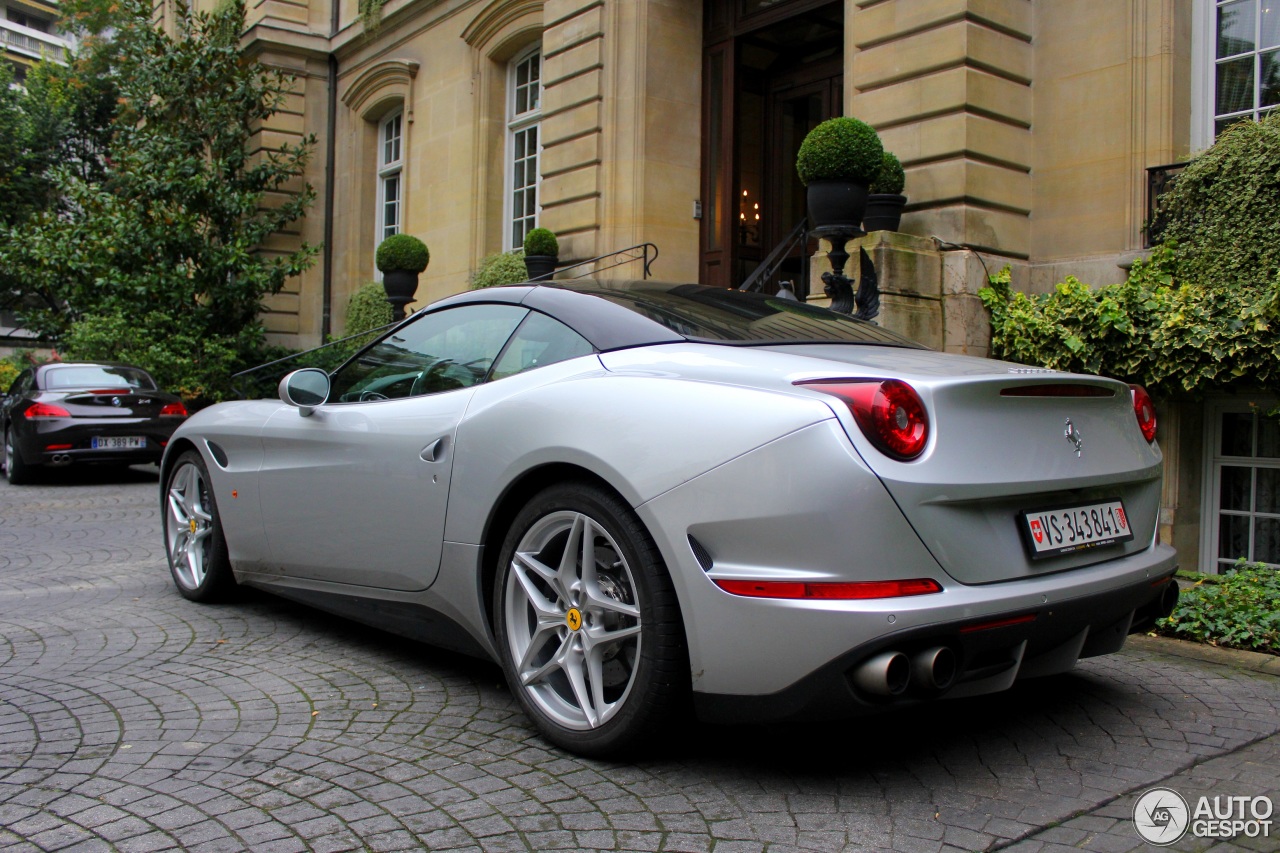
<box><xmin>503</xmin><ymin>510</ymin><xmax>643</xmax><ymax>730</ymax></box>
<box><xmin>166</xmin><ymin>461</ymin><xmax>215</xmax><ymax>590</ymax></box>
<box><xmin>3</xmin><ymin>431</ymin><xmax>11</xmax><ymax>476</ymax></box>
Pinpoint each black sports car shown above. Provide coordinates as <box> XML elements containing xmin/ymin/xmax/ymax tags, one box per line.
<box><xmin>1</xmin><ymin>362</ymin><xmax>188</xmax><ymax>484</ymax></box>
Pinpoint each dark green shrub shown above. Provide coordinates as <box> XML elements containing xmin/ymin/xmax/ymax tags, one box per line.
<box><xmin>870</xmin><ymin>151</ymin><xmax>905</xmax><ymax>194</ymax></box>
<box><xmin>375</xmin><ymin>233</ymin><xmax>430</xmax><ymax>273</ymax></box>
<box><xmin>981</xmin><ymin>112</ymin><xmax>1280</xmax><ymax>398</ymax></box>
<box><xmin>1157</xmin><ymin>110</ymin><xmax>1280</xmax><ymax>292</ymax></box>
<box><xmin>61</xmin><ymin>311</ymin><xmax>247</xmax><ymax>402</ymax></box>
<box><xmin>523</xmin><ymin>227</ymin><xmax>559</xmax><ymax>256</ymax></box>
<box><xmin>795</xmin><ymin>116</ymin><xmax>883</xmax><ymax>186</ymax></box>
<box><xmin>980</xmin><ymin>248</ymin><xmax>1280</xmax><ymax>397</ymax></box>
<box><xmin>1156</xmin><ymin>563</ymin><xmax>1280</xmax><ymax>654</ymax></box>
<box><xmin>344</xmin><ymin>281</ymin><xmax>393</xmax><ymax>336</ymax></box>
<box><xmin>471</xmin><ymin>250</ymin><xmax>528</xmax><ymax>289</ymax></box>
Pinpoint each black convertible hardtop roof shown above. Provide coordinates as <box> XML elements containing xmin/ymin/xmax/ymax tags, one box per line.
<box><xmin>432</xmin><ymin>279</ymin><xmax>922</xmax><ymax>352</ymax></box>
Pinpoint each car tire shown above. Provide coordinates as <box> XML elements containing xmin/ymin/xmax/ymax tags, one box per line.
<box><xmin>163</xmin><ymin>450</ymin><xmax>235</xmax><ymax>602</ymax></box>
<box><xmin>494</xmin><ymin>482</ymin><xmax>689</xmax><ymax>757</ymax></box>
<box><xmin>3</xmin><ymin>428</ymin><xmax>37</xmax><ymax>485</ymax></box>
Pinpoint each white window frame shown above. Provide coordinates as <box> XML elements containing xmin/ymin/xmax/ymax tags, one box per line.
<box><xmin>1200</xmin><ymin>396</ymin><xmax>1280</xmax><ymax>573</ymax></box>
<box><xmin>1192</xmin><ymin>0</ymin><xmax>1280</xmax><ymax>150</ymax></box>
<box><xmin>376</xmin><ymin>110</ymin><xmax>404</xmax><ymax>260</ymax></box>
<box><xmin>505</xmin><ymin>45</ymin><xmax>542</xmax><ymax>250</ymax></box>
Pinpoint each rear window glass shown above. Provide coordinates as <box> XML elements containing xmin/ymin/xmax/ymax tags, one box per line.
<box><xmin>577</xmin><ymin>283</ymin><xmax>922</xmax><ymax>347</ymax></box>
<box><xmin>43</xmin><ymin>366</ymin><xmax>157</xmax><ymax>390</ymax></box>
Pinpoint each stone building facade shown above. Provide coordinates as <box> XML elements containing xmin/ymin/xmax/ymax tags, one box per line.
<box><xmin>186</xmin><ymin>0</ymin><xmax>1275</xmax><ymax>573</ymax></box>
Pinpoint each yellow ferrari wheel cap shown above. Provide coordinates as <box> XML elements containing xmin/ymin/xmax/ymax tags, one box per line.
<box><xmin>565</xmin><ymin>608</ymin><xmax>583</xmax><ymax>631</ymax></box>
<box><xmin>189</xmin><ymin>518</ymin><xmax>198</xmax><ymax>534</ymax></box>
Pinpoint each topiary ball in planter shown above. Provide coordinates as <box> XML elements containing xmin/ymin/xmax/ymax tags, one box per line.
<box><xmin>522</xmin><ymin>227</ymin><xmax>559</xmax><ymax>281</ymax></box>
<box><xmin>796</xmin><ymin>116</ymin><xmax>884</xmax><ymax>230</ymax></box>
<box><xmin>375</xmin><ymin>233</ymin><xmax>430</xmax><ymax>273</ymax></box>
<box><xmin>869</xmin><ymin>151</ymin><xmax>905</xmax><ymax>195</ymax></box>
<box><xmin>864</xmin><ymin>150</ymin><xmax>908</xmax><ymax>233</ymax></box>
<box><xmin>796</xmin><ymin>116</ymin><xmax>884</xmax><ymax>186</ymax></box>
<box><xmin>523</xmin><ymin>227</ymin><xmax>559</xmax><ymax>257</ymax></box>
<box><xmin>375</xmin><ymin>234</ymin><xmax>429</xmax><ymax>321</ymax></box>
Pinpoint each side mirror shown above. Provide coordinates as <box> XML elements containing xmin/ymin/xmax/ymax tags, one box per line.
<box><xmin>279</xmin><ymin>368</ymin><xmax>330</xmax><ymax>416</ymax></box>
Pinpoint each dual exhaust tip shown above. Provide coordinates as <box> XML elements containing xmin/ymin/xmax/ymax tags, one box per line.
<box><xmin>853</xmin><ymin>646</ymin><xmax>957</xmax><ymax>697</ymax></box>
<box><xmin>49</xmin><ymin>454</ymin><xmax>73</xmax><ymax>465</ymax></box>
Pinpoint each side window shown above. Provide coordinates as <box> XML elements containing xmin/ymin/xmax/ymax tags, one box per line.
<box><xmin>330</xmin><ymin>304</ymin><xmax>528</xmax><ymax>402</ymax></box>
<box><xmin>490</xmin><ymin>311</ymin><xmax>595</xmax><ymax>381</ymax></box>
<box><xmin>7</xmin><ymin>370</ymin><xmax>32</xmax><ymax>397</ymax></box>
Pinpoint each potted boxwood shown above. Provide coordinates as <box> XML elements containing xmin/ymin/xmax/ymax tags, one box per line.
<box><xmin>795</xmin><ymin>116</ymin><xmax>884</xmax><ymax>229</ymax></box>
<box><xmin>863</xmin><ymin>150</ymin><xmax>907</xmax><ymax>233</ymax></box>
<box><xmin>523</xmin><ymin>228</ymin><xmax>559</xmax><ymax>280</ymax></box>
<box><xmin>375</xmin><ymin>233</ymin><xmax>429</xmax><ymax>320</ymax></box>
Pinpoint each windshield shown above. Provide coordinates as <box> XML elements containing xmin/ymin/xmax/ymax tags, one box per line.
<box><xmin>43</xmin><ymin>366</ymin><xmax>158</xmax><ymax>391</ymax></box>
<box><xmin>570</xmin><ymin>282</ymin><xmax>923</xmax><ymax>347</ymax></box>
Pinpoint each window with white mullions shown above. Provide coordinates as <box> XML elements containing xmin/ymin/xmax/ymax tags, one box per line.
<box><xmin>507</xmin><ymin>47</ymin><xmax>542</xmax><ymax>250</ymax></box>
<box><xmin>378</xmin><ymin>111</ymin><xmax>404</xmax><ymax>244</ymax></box>
<box><xmin>1205</xmin><ymin>402</ymin><xmax>1280</xmax><ymax>571</ymax></box>
<box><xmin>1211</xmin><ymin>0</ymin><xmax>1280</xmax><ymax>135</ymax></box>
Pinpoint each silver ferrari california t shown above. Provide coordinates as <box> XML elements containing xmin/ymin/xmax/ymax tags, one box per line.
<box><xmin>161</xmin><ymin>280</ymin><xmax>1178</xmax><ymax>756</ymax></box>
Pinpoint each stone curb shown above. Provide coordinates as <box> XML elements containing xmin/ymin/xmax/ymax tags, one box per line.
<box><xmin>1128</xmin><ymin>632</ymin><xmax>1280</xmax><ymax>677</ymax></box>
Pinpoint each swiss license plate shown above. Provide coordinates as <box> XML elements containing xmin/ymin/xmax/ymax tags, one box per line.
<box><xmin>1019</xmin><ymin>498</ymin><xmax>1134</xmax><ymax>560</ymax></box>
<box><xmin>91</xmin><ymin>436</ymin><xmax>146</xmax><ymax>450</ymax></box>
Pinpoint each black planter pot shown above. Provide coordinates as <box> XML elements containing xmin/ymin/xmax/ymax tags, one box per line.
<box><xmin>382</xmin><ymin>269</ymin><xmax>420</xmax><ymax>321</ymax></box>
<box><xmin>863</xmin><ymin>193</ymin><xmax>907</xmax><ymax>233</ymax></box>
<box><xmin>524</xmin><ymin>254</ymin><xmax>557</xmax><ymax>281</ymax></box>
<box><xmin>806</xmin><ymin>180</ymin><xmax>870</xmax><ymax>230</ymax></box>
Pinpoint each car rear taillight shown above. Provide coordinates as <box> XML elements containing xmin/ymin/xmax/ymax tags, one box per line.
<box><xmin>714</xmin><ymin>578</ymin><xmax>942</xmax><ymax>600</ymax></box>
<box><xmin>160</xmin><ymin>402</ymin><xmax>189</xmax><ymax>417</ymax></box>
<box><xmin>24</xmin><ymin>403</ymin><xmax>71</xmax><ymax>419</ymax></box>
<box><xmin>798</xmin><ymin>379</ymin><xmax>930</xmax><ymax>460</ymax></box>
<box><xmin>1130</xmin><ymin>384</ymin><xmax>1157</xmax><ymax>442</ymax></box>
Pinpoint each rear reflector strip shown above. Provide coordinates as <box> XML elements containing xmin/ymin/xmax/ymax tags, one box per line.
<box><xmin>714</xmin><ymin>578</ymin><xmax>943</xmax><ymax>600</ymax></box>
<box><xmin>45</xmin><ymin>444</ymin><xmax>73</xmax><ymax>451</ymax></box>
<box><xmin>959</xmin><ymin>613</ymin><xmax>1038</xmax><ymax>633</ymax></box>
<box><xmin>1000</xmin><ymin>385</ymin><xmax>1114</xmax><ymax>398</ymax></box>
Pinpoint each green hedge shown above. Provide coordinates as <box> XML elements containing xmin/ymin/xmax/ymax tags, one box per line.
<box><xmin>1156</xmin><ymin>563</ymin><xmax>1280</xmax><ymax>655</ymax></box>
<box><xmin>980</xmin><ymin>113</ymin><xmax>1280</xmax><ymax>398</ymax></box>
<box><xmin>471</xmin><ymin>250</ymin><xmax>528</xmax><ymax>289</ymax></box>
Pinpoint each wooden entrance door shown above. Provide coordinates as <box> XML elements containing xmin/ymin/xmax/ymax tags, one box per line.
<box><xmin>700</xmin><ymin>0</ymin><xmax>843</xmax><ymax>292</ymax></box>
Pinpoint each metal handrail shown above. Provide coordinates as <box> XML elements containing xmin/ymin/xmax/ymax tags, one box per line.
<box><xmin>737</xmin><ymin>218</ymin><xmax>808</xmax><ymax>293</ymax></box>
<box><xmin>229</xmin><ymin>241</ymin><xmax>661</xmax><ymax>390</ymax></box>
<box><xmin>1145</xmin><ymin>162</ymin><xmax>1189</xmax><ymax>248</ymax></box>
<box><xmin>534</xmin><ymin>242</ymin><xmax>659</xmax><ymax>281</ymax></box>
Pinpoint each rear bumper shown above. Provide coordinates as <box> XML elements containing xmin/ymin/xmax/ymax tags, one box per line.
<box><xmin>692</xmin><ymin>564</ymin><xmax>1178</xmax><ymax>723</ymax></box>
<box><xmin>17</xmin><ymin>418</ymin><xmax>177</xmax><ymax>465</ymax></box>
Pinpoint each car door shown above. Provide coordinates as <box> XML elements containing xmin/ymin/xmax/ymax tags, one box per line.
<box><xmin>257</xmin><ymin>303</ymin><xmax>529</xmax><ymax>591</ymax></box>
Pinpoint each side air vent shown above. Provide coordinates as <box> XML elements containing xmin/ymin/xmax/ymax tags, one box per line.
<box><xmin>206</xmin><ymin>440</ymin><xmax>230</xmax><ymax>469</ymax></box>
<box><xmin>687</xmin><ymin>535</ymin><xmax>713</xmax><ymax>573</ymax></box>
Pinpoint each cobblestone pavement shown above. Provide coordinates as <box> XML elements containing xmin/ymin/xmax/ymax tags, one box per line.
<box><xmin>1</xmin><ymin>469</ymin><xmax>1278</xmax><ymax>853</ymax></box>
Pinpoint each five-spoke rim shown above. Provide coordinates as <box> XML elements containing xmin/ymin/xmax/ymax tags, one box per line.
<box><xmin>166</xmin><ymin>462</ymin><xmax>214</xmax><ymax>590</ymax></box>
<box><xmin>504</xmin><ymin>510</ymin><xmax>642</xmax><ymax>730</ymax></box>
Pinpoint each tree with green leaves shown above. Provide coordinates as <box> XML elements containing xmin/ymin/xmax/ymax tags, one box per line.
<box><xmin>1</xmin><ymin>0</ymin><xmax>316</xmax><ymax>401</ymax></box>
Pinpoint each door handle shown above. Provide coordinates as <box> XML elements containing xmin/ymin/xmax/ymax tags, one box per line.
<box><xmin>420</xmin><ymin>438</ymin><xmax>446</xmax><ymax>462</ymax></box>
